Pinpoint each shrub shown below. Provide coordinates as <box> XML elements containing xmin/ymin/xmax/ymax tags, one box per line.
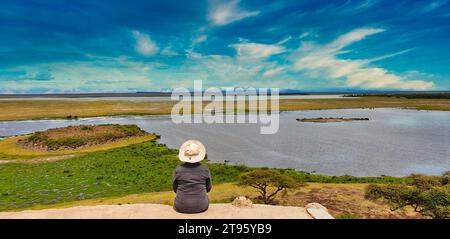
<box><xmin>81</xmin><ymin>126</ymin><xmax>93</xmax><ymax>131</ymax></box>
<box><xmin>365</xmin><ymin>172</ymin><xmax>450</xmax><ymax>219</ymax></box>
<box><xmin>46</xmin><ymin>138</ymin><xmax>86</xmax><ymax>150</ymax></box>
<box><xmin>238</xmin><ymin>169</ymin><xmax>303</xmax><ymax>204</ymax></box>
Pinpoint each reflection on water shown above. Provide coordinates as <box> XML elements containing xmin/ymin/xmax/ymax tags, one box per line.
<box><xmin>0</xmin><ymin>108</ymin><xmax>449</xmax><ymax>177</ymax></box>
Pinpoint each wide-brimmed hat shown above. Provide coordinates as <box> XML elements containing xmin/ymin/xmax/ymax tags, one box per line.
<box><xmin>178</xmin><ymin>140</ymin><xmax>206</xmax><ymax>163</ymax></box>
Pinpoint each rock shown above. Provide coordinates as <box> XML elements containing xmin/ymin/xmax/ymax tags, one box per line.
<box><xmin>305</xmin><ymin>203</ymin><xmax>334</xmax><ymax>219</ymax></box>
<box><xmin>0</xmin><ymin>204</ymin><xmax>313</xmax><ymax>219</ymax></box>
<box><xmin>232</xmin><ymin>196</ymin><xmax>253</xmax><ymax>208</ymax></box>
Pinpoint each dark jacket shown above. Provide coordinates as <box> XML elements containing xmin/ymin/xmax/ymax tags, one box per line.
<box><xmin>172</xmin><ymin>163</ymin><xmax>212</xmax><ymax>213</ymax></box>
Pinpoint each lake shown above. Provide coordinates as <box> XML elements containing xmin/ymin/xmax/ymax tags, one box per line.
<box><xmin>0</xmin><ymin>108</ymin><xmax>449</xmax><ymax>177</ymax></box>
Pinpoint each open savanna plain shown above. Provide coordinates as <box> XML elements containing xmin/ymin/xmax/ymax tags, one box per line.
<box><xmin>0</xmin><ymin>97</ymin><xmax>450</xmax><ymax>121</ymax></box>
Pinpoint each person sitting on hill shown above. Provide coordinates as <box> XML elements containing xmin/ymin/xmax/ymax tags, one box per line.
<box><xmin>172</xmin><ymin>140</ymin><xmax>212</xmax><ymax>213</ymax></box>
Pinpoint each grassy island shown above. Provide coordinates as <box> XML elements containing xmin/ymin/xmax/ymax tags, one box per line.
<box><xmin>297</xmin><ymin>117</ymin><xmax>369</xmax><ymax>123</ymax></box>
<box><xmin>18</xmin><ymin>124</ymin><xmax>147</xmax><ymax>151</ymax></box>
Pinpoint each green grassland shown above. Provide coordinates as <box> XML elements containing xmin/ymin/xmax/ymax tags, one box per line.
<box><xmin>0</xmin><ymin>153</ymin><xmax>30</xmax><ymax>161</ymax></box>
<box><xmin>0</xmin><ymin>141</ymin><xmax>239</xmax><ymax>211</ymax></box>
<box><xmin>0</xmin><ymin>140</ymin><xmax>408</xmax><ymax>212</ymax></box>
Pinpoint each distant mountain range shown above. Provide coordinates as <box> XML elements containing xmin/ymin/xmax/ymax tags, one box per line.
<box><xmin>0</xmin><ymin>90</ymin><xmax>449</xmax><ymax>98</ymax></box>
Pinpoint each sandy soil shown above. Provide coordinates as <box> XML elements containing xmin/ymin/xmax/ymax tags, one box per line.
<box><xmin>0</xmin><ymin>203</ymin><xmax>313</xmax><ymax>219</ymax></box>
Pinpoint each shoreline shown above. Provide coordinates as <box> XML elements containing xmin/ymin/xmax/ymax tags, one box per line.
<box><xmin>0</xmin><ymin>97</ymin><xmax>450</xmax><ymax>121</ymax></box>
<box><xmin>0</xmin><ymin>106</ymin><xmax>448</xmax><ymax>123</ymax></box>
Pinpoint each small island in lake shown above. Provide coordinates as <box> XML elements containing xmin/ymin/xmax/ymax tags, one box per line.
<box><xmin>296</xmin><ymin>117</ymin><xmax>369</xmax><ymax>123</ymax></box>
<box><xmin>17</xmin><ymin>124</ymin><xmax>149</xmax><ymax>151</ymax></box>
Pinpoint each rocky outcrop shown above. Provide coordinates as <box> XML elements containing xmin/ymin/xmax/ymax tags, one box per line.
<box><xmin>232</xmin><ymin>196</ymin><xmax>253</xmax><ymax>208</ymax></box>
<box><xmin>305</xmin><ymin>203</ymin><xmax>334</xmax><ymax>219</ymax></box>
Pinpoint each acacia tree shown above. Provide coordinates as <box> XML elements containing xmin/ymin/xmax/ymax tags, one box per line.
<box><xmin>365</xmin><ymin>173</ymin><xmax>450</xmax><ymax>219</ymax></box>
<box><xmin>238</xmin><ymin>169</ymin><xmax>302</xmax><ymax>204</ymax></box>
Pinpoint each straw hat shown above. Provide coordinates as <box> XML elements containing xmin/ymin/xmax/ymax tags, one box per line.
<box><xmin>178</xmin><ymin>140</ymin><xmax>206</xmax><ymax>163</ymax></box>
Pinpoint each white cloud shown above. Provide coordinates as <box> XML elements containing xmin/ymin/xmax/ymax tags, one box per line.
<box><xmin>230</xmin><ymin>43</ymin><xmax>285</xmax><ymax>59</ymax></box>
<box><xmin>299</xmin><ymin>32</ymin><xmax>310</xmax><ymax>39</ymax></box>
<box><xmin>327</xmin><ymin>28</ymin><xmax>385</xmax><ymax>51</ymax></box>
<box><xmin>208</xmin><ymin>0</ymin><xmax>259</xmax><ymax>26</ymax></box>
<box><xmin>192</xmin><ymin>35</ymin><xmax>208</xmax><ymax>45</ymax></box>
<box><xmin>367</xmin><ymin>48</ymin><xmax>414</xmax><ymax>63</ymax></box>
<box><xmin>262</xmin><ymin>67</ymin><xmax>284</xmax><ymax>77</ymax></box>
<box><xmin>180</xmin><ymin>40</ymin><xmax>288</xmax><ymax>87</ymax></box>
<box><xmin>277</xmin><ymin>36</ymin><xmax>292</xmax><ymax>45</ymax></box>
<box><xmin>18</xmin><ymin>71</ymin><xmax>54</xmax><ymax>81</ymax></box>
<box><xmin>0</xmin><ymin>56</ymin><xmax>165</xmax><ymax>93</ymax></box>
<box><xmin>132</xmin><ymin>30</ymin><xmax>159</xmax><ymax>56</ymax></box>
<box><xmin>422</xmin><ymin>0</ymin><xmax>448</xmax><ymax>13</ymax></box>
<box><xmin>161</xmin><ymin>47</ymin><xmax>179</xmax><ymax>57</ymax></box>
<box><xmin>2</xmin><ymin>28</ymin><xmax>437</xmax><ymax>93</ymax></box>
<box><xmin>292</xmin><ymin>28</ymin><xmax>434</xmax><ymax>90</ymax></box>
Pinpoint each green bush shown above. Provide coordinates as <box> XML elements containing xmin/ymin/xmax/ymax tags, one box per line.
<box><xmin>81</xmin><ymin>126</ymin><xmax>93</xmax><ymax>131</ymax></box>
<box><xmin>27</xmin><ymin>131</ymin><xmax>48</xmax><ymax>142</ymax></box>
<box><xmin>238</xmin><ymin>169</ymin><xmax>303</xmax><ymax>204</ymax></box>
<box><xmin>117</xmin><ymin>125</ymin><xmax>143</xmax><ymax>136</ymax></box>
<box><xmin>47</xmin><ymin>138</ymin><xmax>86</xmax><ymax>150</ymax></box>
<box><xmin>365</xmin><ymin>172</ymin><xmax>450</xmax><ymax>219</ymax></box>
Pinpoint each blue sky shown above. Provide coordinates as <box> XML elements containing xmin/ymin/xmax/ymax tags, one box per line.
<box><xmin>0</xmin><ymin>0</ymin><xmax>449</xmax><ymax>93</ymax></box>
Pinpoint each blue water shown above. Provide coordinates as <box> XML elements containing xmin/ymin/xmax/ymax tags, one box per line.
<box><xmin>0</xmin><ymin>108</ymin><xmax>449</xmax><ymax>177</ymax></box>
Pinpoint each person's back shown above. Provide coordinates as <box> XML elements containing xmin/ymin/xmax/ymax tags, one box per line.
<box><xmin>172</xmin><ymin>162</ymin><xmax>212</xmax><ymax>213</ymax></box>
<box><xmin>172</xmin><ymin>140</ymin><xmax>212</xmax><ymax>214</ymax></box>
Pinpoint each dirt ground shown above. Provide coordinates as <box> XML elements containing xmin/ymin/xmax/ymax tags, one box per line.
<box><xmin>0</xmin><ymin>203</ymin><xmax>314</xmax><ymax>219</ymax></box>
<box><xmin>278</xmin><ymin>184</ymin><xmax>423</xmax><ymax>219</ymax></box>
